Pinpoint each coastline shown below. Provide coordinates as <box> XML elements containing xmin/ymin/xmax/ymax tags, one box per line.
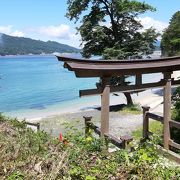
<box><xmin>0</xmin><ymin>54</ymin><xmax>55</xmax><ymax>58</ymax></box>
<box><xmin>2</xmin><ymin>70</ymin><xmax>179</xmax><ymax>138</ymax></box>
<box><xmin>4</xmin><ymin>88</ymin><xmax>164</xmax><ymax>122</ymax></box>
<box><xmin>4</xmin><ymin>71</ymin><xmax>180</xmax><ymax>123</ymax></box>
<box><xmin>0</xmin><ymin>53</ymin><xmax>80</xmax><ymax>58</ymax></box>
<box><xmin>37</xmin><ymin>88</ymin><xmax>167</xmax><ymax>137</ymax></box>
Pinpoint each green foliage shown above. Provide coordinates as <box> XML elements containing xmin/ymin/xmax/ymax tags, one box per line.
<box><xmin>66</xmin><ymin>0</ymin><xmax>159</xmax><ymax>106</ymax></box>
<box><xmin>0</xmin><ymin>33</ymin><xmax>79</xmax><ymax>56</ymax></box>
<box><xmin>0</xmin><ymin>113</ymin><xmax>6</xmax><ymax>122</ymax></box>
<box><xmin>65</xmin><ymin>128</ymin><xmax>177</xmax><ymax>180</ymax></box>
<box><xmin>161</xmin><ymin>11</ymin><xmax>180</xmax><ymax>56</ymax></box>
<box><xmin>171</xmin><ymin>87</ymin><xmax>180</xmax><ymax>144</ymax></box>
<box><xmin>67</xmin><ymin>0</ymin><xmax>158</xmax><ymax>59</ymax></box>
<box><xmin>172</xmin><ymin>101</ymin><xmax>180</xmax><ymax>121</ymax></box>
<box><xmin>0</xmin><ymin>115</ymin><xmax>179</xmax><ymax>179</ymax></box>
<box><xmin>0</xmin><ymin>115</ymin><xmax>65</xmax><ymax>179</ymax></box>
<box><xmin>7</xmin><ymin>171</ymin><xmax>24</xmax><ymax>180</ymax></box>
<box><xmin>132</xmin><ymin>121</ymin><xmax>163</xmax><ymax>141</ymax></box>
<box><xmin>121</xmin><ymin>103</ymin><xmax>142</xmax><ymax>115</ymax></box>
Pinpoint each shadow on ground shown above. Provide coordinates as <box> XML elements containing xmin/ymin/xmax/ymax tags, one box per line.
<box><xmin>95</xmin><ymin>104</ymin><xmax>126</xmax><ymax>112</ymax></box>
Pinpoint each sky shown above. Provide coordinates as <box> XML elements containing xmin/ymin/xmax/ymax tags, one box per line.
<box><xmin>0</xmin><ymin>0</ymin><xmax>179</xmax><ymax>48</ymax></box>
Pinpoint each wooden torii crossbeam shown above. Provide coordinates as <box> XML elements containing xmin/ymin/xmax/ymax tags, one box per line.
<box><xmin>56</xmin><ymin>55</ymin><xmax>180</xmax><ymax>150</ymax></box>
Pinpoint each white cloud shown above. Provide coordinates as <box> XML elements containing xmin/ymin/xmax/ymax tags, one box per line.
<box><xmin>101</xmin><ymin>17</ymin><xmax>168</xmax><ymax>33</ymax></box>
<box><xmin>36</xmin><ymin>24</ymin><xmax>73</xmax><ymax>40</ymax></box>
<box><xmin>0</xmin><ymin>25</ymin><xmax>24</xmax><ymax>37</ymax></box>
<box><xmin>28</xmin><ymin>24</ymin><xmax>81</xmax><ymax>48</ymax></box>
<box><xmin>0</xmin><ymin>24</ymin><xmax>81</xmax><ymax>48</ymax></box>
<box><xmin>0</xmin><ymin>18</ymin><xmax>168</xmax><ymax>48</ymax></box>
<box><xmin>0</xmin><ymin>26</ymin><xmax>12</xmax><ymax>34</ymax></box>
<box><xmin>10</xmin><ymin>30</ymin><xmax>24</xmax><ymax>37</ymax></box>
<box><xmin>99</xmin><ymin>21</ymin><xmax>111</xmax><ymax>27</ymax></box>
<box><xmin>138</xmin><ymin>17</ymin><xmax>168</xmax><ymax>33</ymax></box>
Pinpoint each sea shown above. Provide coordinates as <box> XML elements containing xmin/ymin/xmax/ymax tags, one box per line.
<box><xmin>0</xmin><ymin>54</ymin><xmax>162</xmax><ymax>119</ymax></box>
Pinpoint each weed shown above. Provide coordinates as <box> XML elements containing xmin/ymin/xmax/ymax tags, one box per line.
<box><xmin>0</xmin><ymin>115</ymin><xmax>179</xmax><ymax>179</ymax></box>
<box><xmin>121</xmin><ymin>104</ymin><xmax>142</xmax><ymax>115</ymax></box>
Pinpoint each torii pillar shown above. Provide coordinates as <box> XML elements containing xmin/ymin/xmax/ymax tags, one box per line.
<box><xmin>100</xmin><ymin>77</ymin><xmax>110</xmax><ymax>137</ymax></box>
<box><xmin>163</xmin><ymin>72</ymin><xmax>172</xmax><ymax>150</ymax></box>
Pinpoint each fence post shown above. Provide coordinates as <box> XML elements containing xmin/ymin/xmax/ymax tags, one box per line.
<box><xmin>37</xmin><ymin>123</ymin><xmax>40</xmax><ymax>131</ymax></box>
<box><xmin>120</xmin><ymin>135</ymin><xmax>133</xmax><ymax>149</ymax></box>
<box><xmin>83</xmin><ymin>116</ymin><xmax>92</xmax><ymax>137</ymax></box>
<box><xmin>142</xmin><ymin>106</ymin><xmax>150</xmax><ymax>139</ymax></box>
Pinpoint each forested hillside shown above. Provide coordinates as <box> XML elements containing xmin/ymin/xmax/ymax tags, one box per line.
<box><xmin>161</xmin><ymin>11</ymin><xmax>180</xmax><ymax>56</ymax></box>
<box><xmin>0</xmin><ymin>33</ymin><xmax>80</xmax><ymax>55</ymax></box>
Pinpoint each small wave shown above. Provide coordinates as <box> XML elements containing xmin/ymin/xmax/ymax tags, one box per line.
<box><xmin>30</xmin><ymin>104</ymin><xmax>46</xmax><ymax>110</ymax></box>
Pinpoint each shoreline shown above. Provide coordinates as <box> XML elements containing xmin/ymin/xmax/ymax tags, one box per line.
<box><xmin>0</xmin><ymin>53</ymin><xmax>80</xmax><ymax>58</ymax></box>
<box><xmin>0</xmin><ymin>54</ymin><xmax>55</xmax><ymax>58</ymax></box>
<box><xmin>4</xmin><ymin>88</ymin><xmax>166</xmax><ymax>122</ymax></box>
<box><xmin>3</xmin><ymin>70</ymin><xmax>180</xmax><ymax>123</ymax></box>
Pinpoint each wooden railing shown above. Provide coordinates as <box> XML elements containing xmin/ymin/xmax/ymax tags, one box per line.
<box><xmin>83</xmin><ymin>116</ymin><xmax>133</xmax><ymax>149</ymax></box>
<box><xmin>25</xmin><ymin>121</ymin><xmax>40</xmax><ymax>130</ymax></box>
<box><xmin>142</xmin><ymin>106</ymin><xmax>180</xmax><ymax>163</ymax></box>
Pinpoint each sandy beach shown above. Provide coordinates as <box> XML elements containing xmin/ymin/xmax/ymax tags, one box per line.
<box><xmin>23</xmin><ymin>71</ymin><xmax>178</xmax><ymax>121</ymax></box>
<box><xmin>37</xmin><ymin>88</ymin><xmax>164</xmax><ymax>137</ymax></box>
<box><xmin>23</xmin><ymin>71</ymin><xmax>179</xmax><ymax>137</ymax></box>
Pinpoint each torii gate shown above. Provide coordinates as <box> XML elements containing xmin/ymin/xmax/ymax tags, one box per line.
<box><xmin>56</xmin><ymin>55</ymin><xmax>180</xmax><ymax>150</ymax></box>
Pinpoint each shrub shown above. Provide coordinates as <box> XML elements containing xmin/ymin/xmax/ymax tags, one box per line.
<box><xmin>171</xmin><ymin>87</ymin><xmax>180</xmax><ymax>144</ymax></box>
<box><xmin>0</xmin><ymin>115</ymin><xmax>179</xmax><ymax>179</ymax></box>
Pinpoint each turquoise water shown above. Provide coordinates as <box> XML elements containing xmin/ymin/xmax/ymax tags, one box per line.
<box><xmin>0</xmin><ymin>55</ymin><xmax>162</xmax><ymax>118</ymax></box>
<box><xmin>0</xmin><ymin>55</ymin><xmax>98</xmax><ymax>114</ymax></box>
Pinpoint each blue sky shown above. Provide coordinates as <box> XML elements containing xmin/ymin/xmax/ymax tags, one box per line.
<box><xmin>0</xmin><ymin>0</ymin><xmax>179</xmax><ymax>47</ymax></box>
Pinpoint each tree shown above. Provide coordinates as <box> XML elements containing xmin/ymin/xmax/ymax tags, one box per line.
<box><xmin>66</xmin><ymin>0</ymin><xmax>159</xmax><ymax>105</ymax></box>
<box><xmin>161</xmin><ymin>11</ymin><xmax>180</xmax><ymax>56</ymax></box>
<box><xmin>171</xmin><ymin>87</ymin><xmax>180</xmax><ymax>144</ymax></box>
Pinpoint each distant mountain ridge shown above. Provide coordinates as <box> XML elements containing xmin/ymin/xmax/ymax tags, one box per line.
<box><xmin>0</xmin><ymin>33</ymin><xmax>80</xmax><ymax>56</ymax></box>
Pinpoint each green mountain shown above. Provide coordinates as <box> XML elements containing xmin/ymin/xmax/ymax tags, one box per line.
<box><xmin>0</xmin><ymin>33</ymin><xmax>80</xmax><ymax>55</ymax></box>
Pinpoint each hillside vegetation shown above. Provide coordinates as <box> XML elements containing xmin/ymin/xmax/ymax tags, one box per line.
<box><xmin>0</xmin><ymin>33</ymin><xmax>79</xmax><ymax>55</ymax></box>
<box><xmin>0</xmin><ymin>114</ymin><xmax>179</xmax><ymax>179</ymax></box>
<box><xmin>161</xmin><ymin>11</ymin><xmax>180</xmax><ymax>56</ymax></box>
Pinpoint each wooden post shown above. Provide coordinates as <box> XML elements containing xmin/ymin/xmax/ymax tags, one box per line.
<box><xmin>120</xmin><ymin>135</ymin><xmax>133</xmax><ymax>149</ymax></box>
<box><xmin>25</xmin><ymin>122</ymin><xmax>40</xmax><ymax>131</ymax></box>
<box><xmin>163</xmin><ymin>72</ymin><xmax>172</xmax><ymax>150</ymax></box>
<box><xmin>83</xmin><ymin>116</ymin><xmax>92</xmax><ymax>137</ymax></box>
<box><xmin>136</xmin><ymin>73</ymin><xmax>142</xmax><ymax>86</ymax></box>
<box><xmin>142</xmin><ymin>106</ymin><xmax>150</xmax><ymax>139</ymax></box>
<box><xmin>101</xmin><ymin>77</ymin><xmax>110</xmax><ymax>137</ymax></box>
<box><xmin>37</xmin><ymin>123</ymin><xmax>40</xmax><ymax>131</ymax></box>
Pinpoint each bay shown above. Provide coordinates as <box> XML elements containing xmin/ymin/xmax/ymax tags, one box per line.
<box><xmin>0</xmin><ymin>55</ymin><xmax>162</xmax><ymax>119</ymax></box>
<box><xmin>0</xmin><ymin>55</ymin><xmax>98</xmax><ymax>114</ymax></box>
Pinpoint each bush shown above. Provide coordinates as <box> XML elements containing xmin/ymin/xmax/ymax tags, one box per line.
<box><xmin>0</xmin><ymin>115</ymin><xmax>179</xmax><ymax>179</ymax></box>
<box><xmin>121</xmin><ymin>104</ymin><xmax>141</xmax><ymax>115</ymax></box>
<box><xmin>171</xmin><ymin>87</ymin><xmax>180</xmax><ymax>144</ymax></box>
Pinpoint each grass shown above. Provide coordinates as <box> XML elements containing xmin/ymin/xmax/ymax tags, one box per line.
<box><xmin>0</xmin><ymin>114</ymin><xmax>179</xmax><ymax>179</ymax></box>
<box><xmin>132</xmin><ymin>120</ymin><xmax>163</xmax><ymax>140</ymax></box>
<box><xmin>121</xmin><ymin>103</ymin><xmax>142</xmax><ymax>115</ymax></box>
<box><xmin>0</xmin><ymin>114</ymin><xmax>66</xmax><ymax>179</ymax></box>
